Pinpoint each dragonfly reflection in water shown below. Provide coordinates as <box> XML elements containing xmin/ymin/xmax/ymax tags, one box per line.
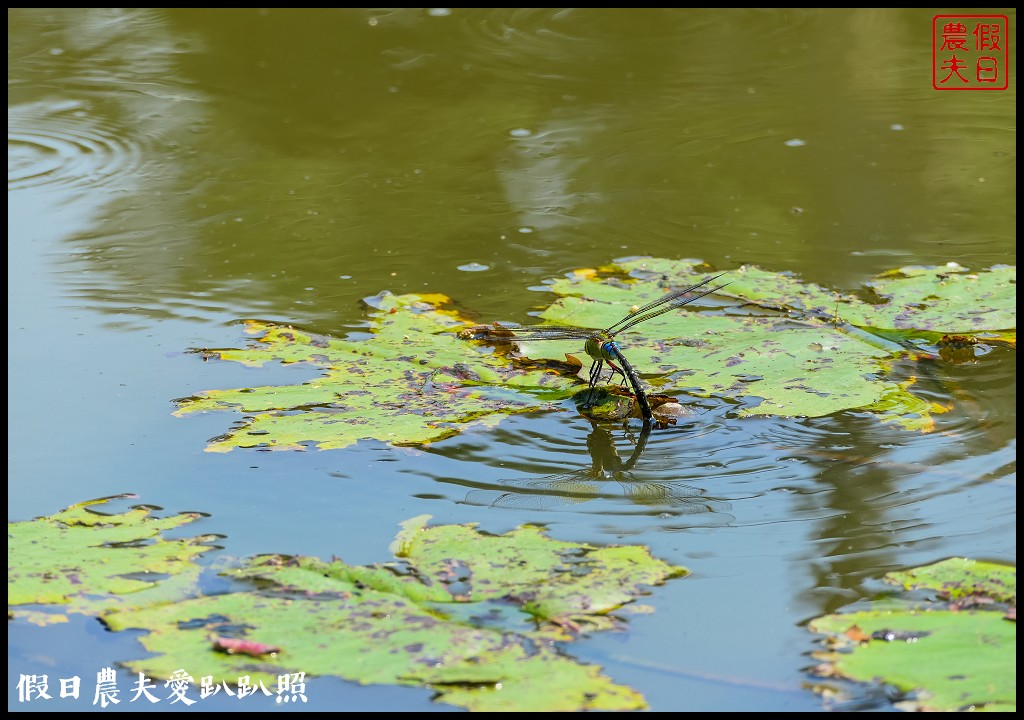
<box><xmin>462</xmin><ymin>424</ymin><xmax>733</xmax><ymax>518</ymax></box>
<box><xmin>461</xmin><ymin>274</ymin><xmax>729</xmax><ymax>426</ymax></box>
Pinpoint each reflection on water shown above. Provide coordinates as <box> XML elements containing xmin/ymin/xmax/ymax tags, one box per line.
<box><xmin>461</xmin><ymin>423</ymin><xmax>734</xmax><ymax>520</ymax></box>
<box><xmin>8</xmin><ymin>8</ymin><xmax>200</xmax><ymax>195</ymax></box>
<box><xmin>7</xmin><ymin>99</ymin><xmax>148</xmax><ymax>191</ymax></box>
<box><xmin>9</xmin><ymin>8</ymin><xmax>1015</xmax><ymax>330</ymax></box>
<box><xmin>8</xmin><ymin>8</ymin><xmax>209</xmax><ymax>330</ymax></box>
<box><xmin>499</xmin><ymin>123</ymin><xmax>595</xmax><ymax>234</ymax></box>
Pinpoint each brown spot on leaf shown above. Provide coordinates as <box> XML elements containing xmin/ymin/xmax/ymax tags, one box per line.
<box><xmin>844</xmin><ymin>624</ymin><xmax>870</xmax><ymax>643</ymax></box>
<box><xmin>212</xmin><ymin>637</ymin><xmax>281</xmax><ymax>657</ymax></box>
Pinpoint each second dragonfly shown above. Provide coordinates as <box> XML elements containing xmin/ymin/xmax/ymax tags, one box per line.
<box><xmin>462</xmin><ymin>273</ymin><xmax>729</xmax><ymax>426</ymax></box>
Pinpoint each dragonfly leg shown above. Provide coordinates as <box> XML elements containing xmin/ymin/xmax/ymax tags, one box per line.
<box><xmin>585</xmin><ymin>359</ymin><xmax>604</xmax><ymax>407</ymax></box>
<box><xmin>605</xmin><ymin>358</ymin><xmax>628</xmax><ymax>387</ymax></box>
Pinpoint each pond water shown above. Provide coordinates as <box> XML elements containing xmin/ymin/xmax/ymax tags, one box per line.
<box><xmin>8</xmin><ymin>8</ymin><xmax>1016</xmax><ymax>712</ymax></box>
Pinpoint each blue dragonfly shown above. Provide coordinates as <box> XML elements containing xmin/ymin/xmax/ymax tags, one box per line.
<box><xmin>464</xmin><ymin>273</ymin><xmax>729</xmax><ymax>426</ymax></box>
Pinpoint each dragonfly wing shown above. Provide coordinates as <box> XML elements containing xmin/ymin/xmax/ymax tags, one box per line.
<box><xmin>604</xmin><ymin>274</ymin><xmax>729</xmax><ymax>335</ymax></box>
<box><xmin>486</xmin><ymin>324</ymin><xmax>603</xmax><ymax>342</ymax></box>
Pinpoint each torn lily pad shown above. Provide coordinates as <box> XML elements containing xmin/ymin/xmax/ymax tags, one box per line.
<box><xmin>106</xmin><ymin>515</ymin><xmax>683</xmax><ymax>712</ymax></box>
<box><xmin>7</xmin><ymin>496</ymin><xmax>214</xmax><ymax>615</ymax></box>
<box><xmin>175</xmin><ymin>292</ymin><xmax>578</xmax><ymax>451</ymax></box>
<box><xmin>808</xmin><ymin>558</ymin><xmax>1016</xmax><ymax>712</ymax></box>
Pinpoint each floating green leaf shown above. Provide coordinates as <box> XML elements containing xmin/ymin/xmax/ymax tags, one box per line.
<box><xmin>175</xmin><ymin>293</ymin><xmax>577</xmax><ymax>451</ymax></box>
<box><xmin>808</xmin><ymin>558</ymin><xmax>1016</xmax><ymax>712</ymax></box>
<box><xmin>389</xmin><ymin>515</ymin><xmax>687</xmax><ymax>633</ymax></box>
<box><xmin>7</xmin><ymin>496</ymin><xmax>213</xmax><ymax>613</ymax></box>
<box><xmin>525</xmin><ymin>263</ymin><xmax>938</xmax><ymax>430</ymax></box>
<box><xmin>846</xmin><ymin>263</ymin><xmax>1016</xmax><ymax>334</ymax></box>
<box><xmin>105</xmin><ymin>514</ymin><xmax>683</xmax><ymax>712</ymax></box>
<box><xmin>176</xmin><ymin>260</ymin><xmax>1015</xmax><ymax>450</ymax></box>
<box><xmin>589</xmin><ymin>258</ymin><xmax>1016</xmax><ymax>336</ymax></box>
<box><xmin>886</xmin><ymin>557</ymin><xmax>1016</xmax><ymax>604</ymax></box>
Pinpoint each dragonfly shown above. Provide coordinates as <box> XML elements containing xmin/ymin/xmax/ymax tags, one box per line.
<box><xmin>464</xmin><ymin>273</ymin><xmax>729</xmax><ymax>426</ymax></box>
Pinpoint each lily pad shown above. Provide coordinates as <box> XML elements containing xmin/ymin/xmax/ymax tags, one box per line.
<box><xmin>808</xmin><ymin>558</ymin><xmax>1016</xmax><ymax>712</ymax></box>
<box><xmin>886</xmin><ymin>557</ymin><xmax>1016</xmax><ymax>604</ymax></box>
<box><xmin>176</xmin><ymin>260</ymin><xmax>1016</xmax><ymax>450</ymax></box>
<box><xmin>502</xmin><ymin>259</ymin><xmax>1014</xmax><ymax>428</ymax></box>
<box><xmin>847</xmin><ymin>263</ymin><xmax>1016</xmax><ymax>334</ymax></box>
<box><xmin>7</xmin><ymin>496</ymin><xmax>214</xmax><ymax>614</ymax></box>
<box><xmin>593</xmin><ymin>258</ymin><xmax>1016</xmax><ymax>336</ymax></box>
<box><xmin>106</xmin><ymin>514</ymin><xmax>683</xmax><ymax>712</ymax></box>
<box><xmin>175</xmin><ymin>292</ymin><xmax>577</xmax><ymax>451</ymax></box>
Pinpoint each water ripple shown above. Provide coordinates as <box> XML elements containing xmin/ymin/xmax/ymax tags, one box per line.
<box><xmin>8</xmin><ymin>99</ymin><xmax>147</xmax><ymax>192</ymax></box>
